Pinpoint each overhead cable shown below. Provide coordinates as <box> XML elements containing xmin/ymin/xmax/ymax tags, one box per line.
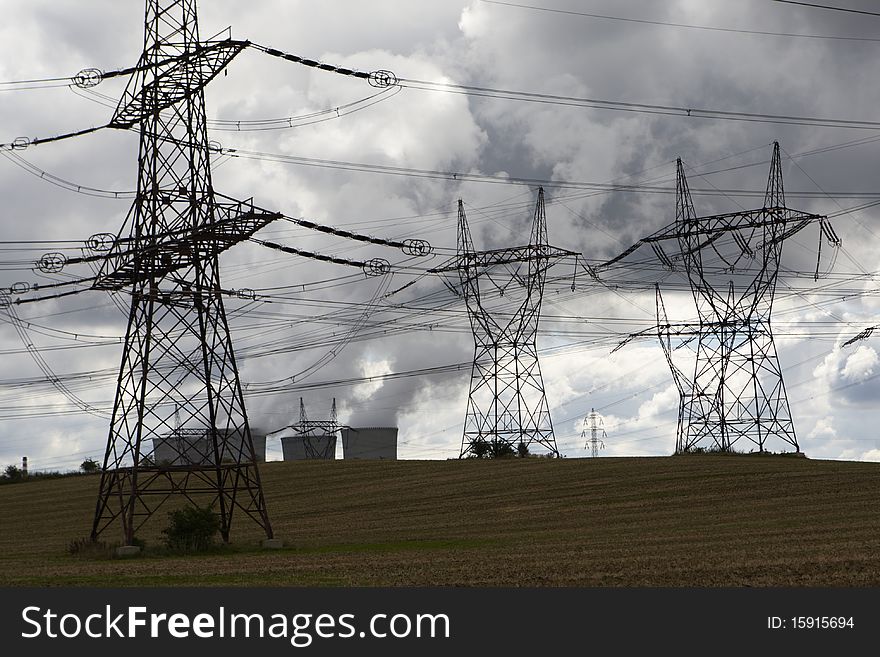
<box><xmin>397</xmin><ymin>77</ymin><xmax>880</xmax><ymax>130</ymax></box>
<box><xmin>774</xmin><ymin>0</ymin><xmax>880</xmax><ymax>17</ymax></box>
<box><xmin>482</xmin><ymin>0</ymin><xmax>880</xmax><ymax>42</ymax></box>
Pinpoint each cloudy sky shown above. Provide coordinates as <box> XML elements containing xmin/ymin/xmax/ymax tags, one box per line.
<box><xmin>2</xmin><ymin>0</ymin><xmax>880</xmax><ymax>471</ymax></box>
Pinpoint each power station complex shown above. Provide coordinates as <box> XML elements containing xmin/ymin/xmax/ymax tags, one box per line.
<box><xmin>151</xmin><ymin>425</ymin><xmax>398</xmax><ymax>464</ymax></box>
<box><xmin>280</xmin><ymin>427</ymin><xmax>398</xmax><ymax>461</ymax></box>
<box><xmin>0</xmin><ymin>0</ymin><xmax>848</xmax><ymax>549</ymax></box>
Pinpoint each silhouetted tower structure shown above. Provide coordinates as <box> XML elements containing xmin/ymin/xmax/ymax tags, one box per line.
<box><xmin>451</xmin><ymin>189</ymin><xmax>577</xmax><ymax>458</ymax></box>
<box><xmin>649</xmin><ymin>143</ymin><xmax>837</xmax><ymax>453</ymax></box>
<box><xmin>582</xmin><ymin>409</ymin><xmax>607</xmax><ymax>458</ymax></box>
<box><xmin>298</xmin><ymin>398</ymin><xmax>308</xmax><ymax>427</ymax></box>
<box><xmin>91</xmin><ymin>0</ymin><xmax>274</xmax><ymax>544</ymax></box>
<box><xmin>273</xmin><ymin>398</ymin><xmax>344</xmax><ymax>459</ymax></box>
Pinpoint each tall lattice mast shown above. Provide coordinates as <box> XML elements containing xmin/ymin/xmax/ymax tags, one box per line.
<box><xmin>582</xmin><ymin>409</ymin><xmax>607</xmax><ymax>458</ymax></box>
<box><xmin>270</xmin><ymin>398</ymin><xmax>344</xmax><ymax>460</ymax></box>
<box><xmin>91</xmin><ymin>0</ymin><xmax>272</xmax><ymax>544</ymax></box>
<box><xmin>644</xmin><ymin>143</ymin><xmax>837</xmax><ymax>454</ymax></box>
<box><xmin>452</xmin><ymin>189</ymin><xmax>576</xmax><ymax>458</ymax></box>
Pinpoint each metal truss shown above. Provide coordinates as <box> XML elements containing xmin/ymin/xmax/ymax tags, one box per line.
<box><xmin>93</xmin><ymin>195</ymin><xmax>281</xmax><ymax>291</ymax></box>
<box><xmin>271</xmin><ymin>399</ymin><xmax>345</xmax><ymax>460</ymax></box>
<box><xmin>582</xmin><ymin>409</ymin><xmax>607</xmax><ymax>458</ymax></box>
<box><xmin>91</xmin><ymin>0</ymin><xmax>272</xmax><ymax>544</ymax></box>
<box><xmin>651</xmin><ymin>142</ymin><xmax>838</xmax><ymax>454</ymax></box>
<box><xmin>443</xmin><ymin>189</ymin><xmax>577</xmax><ymax>458</ymax></box>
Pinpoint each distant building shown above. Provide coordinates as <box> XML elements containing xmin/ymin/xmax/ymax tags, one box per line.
<box><xmin>280</xmin><ymin>433</ymin><xmax>337</xmax><ymax>461</ymax></box>
<box><xmin>151</xmin><ymin>428</ymin><xmax>267</xmax><ymax>466</ymax></box>
<box><xmin>341</xmin><ymin>427</ymin><xmax>398</xmax><ymax>460</ymax></box>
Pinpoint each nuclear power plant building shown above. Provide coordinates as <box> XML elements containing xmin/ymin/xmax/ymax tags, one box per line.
<box><xmin>280</xmin><ymin>433</ymin><xmax>337</xmax><ymax>460</ymax></box>
<box><xmin>341</xmin><ymin>427</ymin><xmax>398</xmax><ymax>460</ymax></box>
<box><xmin>151</xmin><ymin>428</ymin><xmax>267</xmax><ymax>466</ymax></box>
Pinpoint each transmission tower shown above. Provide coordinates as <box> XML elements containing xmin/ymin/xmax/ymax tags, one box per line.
<box><xmin>271</xmin><ymin>398</ymin><xmax>344</xmax><ymax>460</ymax></box>
<box><xmin>646</xmin><ymin>142</ymin><xmax>837</xmax><ymax>454</ymax></box>
<box><xmin>437</xmin><ymin>189</ymin><xmax>577</xmax><ymax>458</ymax></box>
<box><xmin>91</xmin><ymin>0</ymin><xmax>274</xmax><ymax>544</ymax></box>
<box><xmin>581</xmin><ymin>409</ymin><xmax>607</xmax><ymax>458</ymax></box>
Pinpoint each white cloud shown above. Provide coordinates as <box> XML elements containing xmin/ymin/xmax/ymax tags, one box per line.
<box><xmin>807</xmin><ymin>415</ymin><xmax>837</xmax><ymax>441</ymax></box>
<box><xmin>841</xmin><ymin>345</ymin><xmax>878</xmax><ymax>382</ymax></box>
<box><xmin>860</xmin><ymin>449</ymin><xmax>880</xmax><ymax>463</ymax></box>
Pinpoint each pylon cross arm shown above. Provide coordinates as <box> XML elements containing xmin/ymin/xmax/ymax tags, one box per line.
<box><xmin>94</xmin><ymin>197</ymin><xmax>280</xmax><ymax>290</ymax></box>
<box><xmin>430</xmin><ymin>245</ymin><xmax>576</xmax><ymax>274</ymax></box>
<box><xmin>645</xmin><ymin>209</ymin><xmax>825</xmax><ymax>245</ymax></box>
<box><xmin>111</xmin><ymin>39</ymin><xmax>249</xmax><ymax>128</ymax></box>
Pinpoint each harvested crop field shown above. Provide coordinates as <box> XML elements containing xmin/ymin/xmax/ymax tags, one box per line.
<box><xmin>1</xmin><ymin>455</ymin><xmax>878</xmax><ymax>586</ymax></box>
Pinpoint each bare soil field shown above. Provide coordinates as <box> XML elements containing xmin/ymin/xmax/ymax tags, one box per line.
<box><xmin>1</xmin><ymin>455</ymin><xmax>878</xmax><ymax>586</ymax></box>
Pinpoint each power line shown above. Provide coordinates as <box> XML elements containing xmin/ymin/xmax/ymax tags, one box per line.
<box><xmin>774</xmin><ymin>0</ymin><xmax>880</xmax><ymax>18</ymax></box>
<box><xmin>398</xmin><ymin>77</ymin><xmax>880</xmax><ymax>130</ymax></box>
<box><xmin>0</xmin><ymin>125</ymin><xmax>109</xmax><ymax>151</ymax></box>
<box><xmin>482</xmin><ymin>0</ymin><xmax>880</xmax><ymax>42</ymax></box>
<box><xmin>0</xmin><ymin>75</ymin><xmax>76</xmax><ymax>86</ymax></box>
<box><xmin>0</xmin><ymin>150</ymin><xmax>135</xmax><ymax>199</ymax></box>
<box><xmin>71</xmin><ymin>84</ymin><xmax>401</xmax><ymax>133</ymax></box>
<box><xmin>8</xmin><ymin>49</ymin><xmax>880</xmax><ymax>163</ymax></box>
<box><xmin>224</xmin><ymin>146</ymin><xmax>880</xmax><ymax>199</ymax></box>
<box><xmin>0</xmin><ymin>82</ymin><xmax>75</xmax><ymax>93</ymax></box>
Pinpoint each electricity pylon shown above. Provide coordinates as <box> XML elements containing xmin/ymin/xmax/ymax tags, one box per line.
<box><xmin>435</xmin><ymin>189</ymin><xmax>577</xmax><ymax>458</ymax></box>
<box><xmin>270</xmin><ymin>398</ymin><xmax>344</xmax><ymax>459</ymax></box>
<box><xmin>582</xmin><ymin>409</ymin><xmax>607</xmax><ymax>457</ymax></box>
<box><xmin>647</xmin><ymin>143</ymin><xmax>838</xmax><ymax>453</ymax></box>
<box><xmin>91</xmin><ymin>0</ymin><xmax>274</xmax><ymax>544</ymax></box>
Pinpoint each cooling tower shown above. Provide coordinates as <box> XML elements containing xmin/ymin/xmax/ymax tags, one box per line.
<box><xmin>341</xmin><ymin>427</ymin><xmax>398</xmax><ymax>460</ymax></box>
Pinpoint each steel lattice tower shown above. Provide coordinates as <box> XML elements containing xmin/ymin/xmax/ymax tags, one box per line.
<box><xmin>652</xmin><ymin>143</ymin><xmax>835</xmax><ymax>454</ymax></box>
<box><xmin>91</xmin><ymin>0</ymin><xmax>273</xmax><ymax>544</ymax></box>
<box><xmin>270</xmin><ymin>398</ymin><xmax>343</xmax><ymax>460</ymax></box>
<box><xmin>582</xmin><ymin>408</ymin><xmax>606</xmax><ymax>458</ymax></box>
<box><xmin>452</xmin><ymin>189</ymin><xmax>576</xmax><ymax>458</ymax></box>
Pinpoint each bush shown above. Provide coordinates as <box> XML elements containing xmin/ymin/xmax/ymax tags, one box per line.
<box><xmin>80</xmin><ymin>458</ymin><xmax>101</xmax><ymax>473</ymax></box>
<box><xmin>162</xmin><ymin>505</ymin><xmax>221</xmax><ymax>552</ymax></box>
<box><xmin>678</xmin><ymin>445</ymin><xmax>747</xmax><ymax>456</ymax></box>
<box><xmin>468</xmin><ymin>439</ymin><xmax>491</xmax><ymax>459</ymax></box>
<box><xmin>2</xmin><ymin>464</ymin><xmax>24</xmax><ymax>482</ymax></box>
<box><xmin>1</xmin><ymin>466</ymin><xmax>86</xmax><ymax>485</ymax></box>
<box><xmin>467</xmin><ymin>438</ymin><xmax>519</xmax><ymax>459</ymax></box>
